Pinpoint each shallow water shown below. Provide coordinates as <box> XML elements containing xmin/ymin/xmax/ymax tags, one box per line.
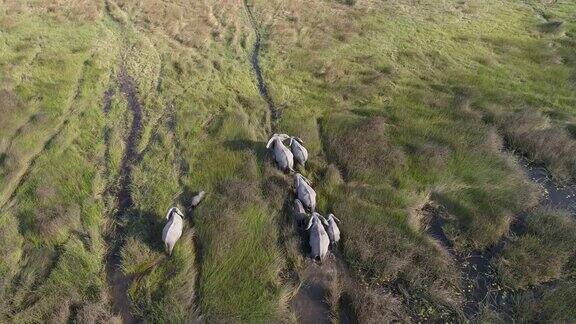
<box><xmin>522</xmin><ymin>160</ymin><xmax>576</xmax><ymax>213</ymax></box>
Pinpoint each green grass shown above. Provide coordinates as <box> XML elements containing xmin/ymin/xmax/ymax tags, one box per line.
<box><xmin>494</xmin><ymin>209</ymin><xmax>576</xmax><ymax>289</ymax></box>
<box><xmin>1</xmin><ymin>0</ymin><xmax>576</xmax><ymax>322</ymax></box>
<box><xmin>107</xmin><ymin>2</ymin><xmax>285</xmax><ymax>321</ymax></box>
<box><xmin>0</xmin><ymin>2</ymin><xmax>119</xmax><ymax>321</ymax></box>
<box><xmin>253</xmin><ymin>0</ymin><xmax>576</xmax><ymax>319</ymax></box>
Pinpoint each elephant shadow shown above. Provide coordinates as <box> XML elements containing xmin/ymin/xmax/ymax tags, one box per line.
<box><xmin>224</xmin><ymin>139</ymin><xmax>269</xmax><ymax>163</ymax></box>
<box><xmin>123</xmin><ymin>209</ymin><xmax>167</xmax><ymax>255</ymax></box>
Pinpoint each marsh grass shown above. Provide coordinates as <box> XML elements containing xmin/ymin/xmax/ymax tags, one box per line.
<box><xmin>488</xmin><ymin>107</ymin><xmax>576</xmax><ymax>182</ymax></box>
<box><xmin>252</xmin><ymin>0</ymin><xmax>576</xmax><ymax>319</ymax></box>
<box><xmin>495</xmin><ymin>208</ymin><xmax>576</xmax><ymax>289</ymax></box>
<box><xmin>0</xmin><ymin>2</ymin><xmax>119</xmax><ymax>322</ymax></box>
<box><xmin>2</xmin><ymin>0</ymin><xmax>576</xmax><ymax>322</ymax></box>
<box><xmin>513</xmin><ymin>280</ymin><xmax>576</xmax><ymax>322</ymax></box>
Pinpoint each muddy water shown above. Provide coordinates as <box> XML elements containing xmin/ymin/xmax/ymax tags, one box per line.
<box><xmin>522</xmin><ymin>160</ymin><xmax>576</xmax><ymax>212</ymax></box>
<box><xmin>105</xmin><ymin>67</ymin><xmax>143</xmax><ymax>324</ymax></box>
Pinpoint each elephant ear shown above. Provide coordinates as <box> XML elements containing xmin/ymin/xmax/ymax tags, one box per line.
<box><xmin>174</xmin><ymin>207</ymin><xmax>184</xmax><ymax>218</ymax></box>
<box><xmin>266</xmin><ymin>136</ymin><xmax>276</xmax><ymax>149</ymax></box>
<box><xmin>294</xmin><ymin>199</ymin><xmax>303</xmax><ymax>211</ymax></box>
<box><xmin>166</xmin><ymin>207</ymin><xmax>175</xmax><ymax>220</ymax></box>
<box><xmin>304</xmin><ymin>216</ymin><xmax>314</xmax><ymax>231</ymax></box>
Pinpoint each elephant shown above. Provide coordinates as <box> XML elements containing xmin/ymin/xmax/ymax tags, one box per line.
<box><xmin>293</xmin><ymin>199</ymin><xmax>308</xmax><ymax>228</ymax></box>
<box><xmin>162</xmin><ymin>207</ymin><xmax>184</xmax><ymax>255</ymax></box>
<box><xmin>305</xmin><ymin>212</ymin><xmax>330</xmax><ymax>262</ymax></box>
<box><xmin>294</xmin><ymin>173</ymin><xmax>316</xmax><ymax>212</ymax></box>
<box><xmin>325</xmin><ymin>213</ymin><xmax>341</xmax><ymax>244</ymax></box>
<box><xmin>289</xmin><ymin>137</ymin><xmax>308</xmax><ymax>167</ymax></box>
<box><xmin>191</xmin><ymin>191</ymin><xmax>206</xmax><ymax>207</ymax></box>
<box><xmin>266</xmin><ymin>133</ymin><xmax>294</xmax><ymax>172</ymax></box>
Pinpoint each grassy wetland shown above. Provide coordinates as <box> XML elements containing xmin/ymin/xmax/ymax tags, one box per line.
<box><xmin>1</xmin><ymin>0</ymin><xmax>575</xmax><ymax>322</ymax></box>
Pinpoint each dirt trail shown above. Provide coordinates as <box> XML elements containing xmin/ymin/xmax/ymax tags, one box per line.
<box><xmin>244</xmin><ymin>0</ymin><xmax>279</xmax><ymax>132</ymax></box>
<box><xmin>290</xmin><ymin>251</ymin><xmax>357</xmax><ymax>324</ymax></box>
<box><xmin>243</xmin><ymin>3</ymin><xmax>358</xmax><ymax>322</ymax></box>
<box><xmin>102</xmin><ymin>87</ymin><xmax>114</xmax><ymax>183</ymax></box>
<box><xmin>289</xmin><ymin>257</ymin><xmax>334</xmax><ymax>324</ymax></box>
<box><xmin>103</xmin><ymin>87</ymin><xmax>114</xmax><ymax>114</ymax></box>
<box><xmin>104</xmin><ymin>66</ymin><xmax>143</xmax><ymax>324</ymax></box>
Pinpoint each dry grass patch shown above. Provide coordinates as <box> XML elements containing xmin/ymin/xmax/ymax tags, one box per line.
<box><xmin>490</xmin><ymin>107</ymin><xmax>576</xmax><ymax>181</ymax></box>
<box><xmin>513</xmin><ymin>280</ymin><xmax>576</xmax><ymax>322</ymax></box>
<box><xmin>344</xmin><ymin>285</ymin><xmax>409</xmax><ymax>323</ymax></box>
<box><xmin>321</xmin><ymin>113</ymin><xmax>405</xmax><ymax>183</ymax></box>
<box><xmin>114</xmin><ymin>0</ymin><xmax>250</xmax><ymax>51</ymax></box>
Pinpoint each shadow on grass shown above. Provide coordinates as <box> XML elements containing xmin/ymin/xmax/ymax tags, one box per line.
<box><xmin>123</xmin><ymin>209</ymin><xmax>166</xmax><ymax>255</ymax></box>
<box><xmin>224</xmin><ymin>139</ymin><xmax>269</xmax><ymax>162</ymax></box>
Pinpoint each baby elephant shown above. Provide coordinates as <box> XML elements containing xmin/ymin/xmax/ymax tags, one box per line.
<box><xmin>163</xmin><ymin>207</ymin><xmax>184</xmax><ymax>255</ymax></box>
<box><xmin>293</xmin><ymin>199</ymin><xmax>308</xmax><ymax>228</ymax></box>
<box><xmin>191</xmin><ymin>191</ymin><xmax>206</xmax><ymax>207</ymax></box>
<box><xmin>326</xmin><ymin>213</ymin><xmax>341</xmax><ymax>244</ymax></box>
<box><xmin>266</xmin><ymin>133</ymin><xmax>294</xmax><ymax>172</ymax></box>
<box><xmin>289</xmin><ymin>137</ymin><xmax>308</xmax><ymax>167</ymax></box>
<box><xmin>305</xmin><ymin>212</ymin><xmax>330</xmax><ymax>262</ymax></box>
<box><xmin>294</xmin><ymin>173</ymin><xmax>316</xmax><ymax>212</ymax></box>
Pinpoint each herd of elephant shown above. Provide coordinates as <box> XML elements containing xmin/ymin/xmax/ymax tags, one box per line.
<box><xmin>161</xmin><ymin>133</ymin><xmax>341</xmax><ymax>262</ymax></box>
<box><xmin>267</xmin><ymin>133</ymin><xmax>341</xmax><ymax>262</ymax></box>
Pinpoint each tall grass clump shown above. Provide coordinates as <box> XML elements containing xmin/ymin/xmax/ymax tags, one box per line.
<box><xmin>494</xmin><ymin>208</ymin><xmax>576</xmax><ymax>289</ymax></box>
<box><xmin>488</xmin><ymin>107</ymin><xmax>576</xmax><ymax>182</ymax></box>
<box><xmin>513</xmin><ymin>280</ymin><xmax>576</xmax><ymax>322</ymax></box>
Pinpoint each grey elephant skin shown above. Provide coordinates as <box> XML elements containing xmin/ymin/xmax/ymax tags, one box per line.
<box><xmin>162</xmin><ymin>207</ymin><xmax>184</xmax><ymax>255</ymax></box>
<box><xmin>289</xmin><ymin>137</ymin><xmax>308</xmax><ymax>167</ymax></box>
<box><xmin>266</xmin><ymin>133</ymin><xmax>294</xmax><ymax>172</ymax></box>
<box><xmin>294</xmin><ymin>173</ymin><xmax>316</xmax><ymax>212</ymax></box>
<box><xmin>326</xmin><ymin>213</ymin><xmax>341</xmax><ymax>244</ymax></box>
<box><xmin>305</xmin><ymin>212</ymin><xmax>330</xmax><ymax>262</ymax></box>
